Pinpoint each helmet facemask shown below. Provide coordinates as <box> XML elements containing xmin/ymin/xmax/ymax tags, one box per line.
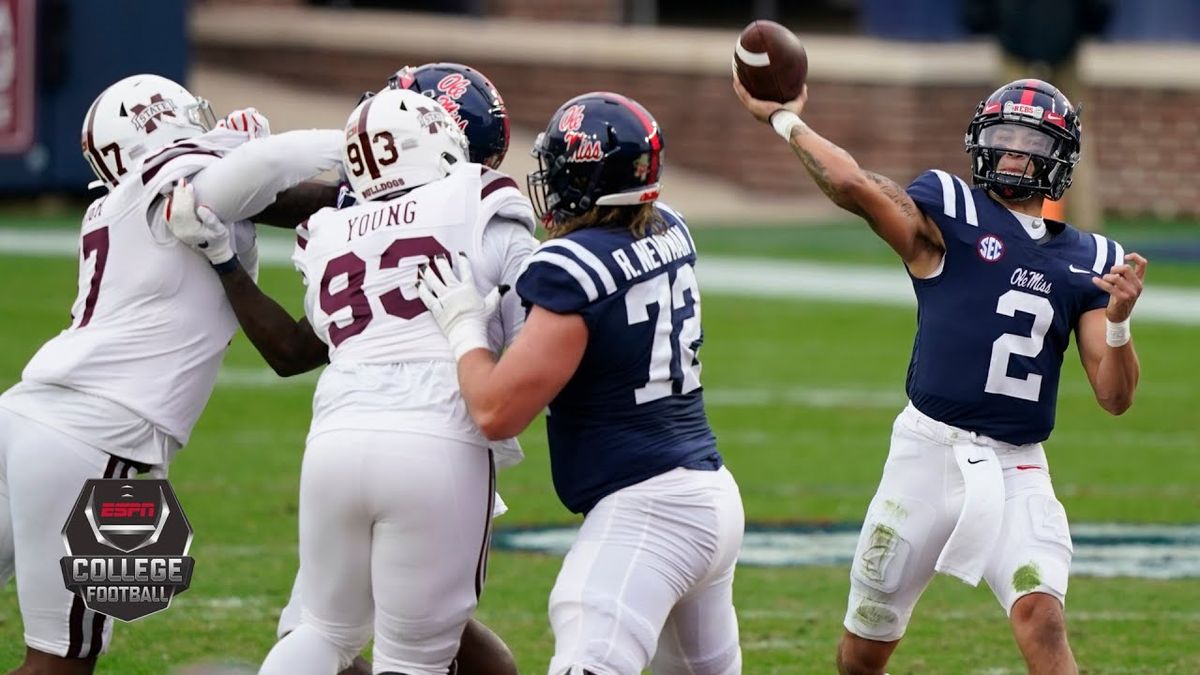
<box><xmin>527</xmin><ymin>130</ymin><xmax>617</xmax><ymax>227</ymax></box>
<box><xmin>965</xmin><ymin>80</ymin><xmax>1082</xmax><ymax>204</ymax></box>
<box><xmin>968</xmin><ymin>122</ymin><xmax>1078</xmax><ymax>202</ymax></box>
<box><xmin>528</xmin><ymin>93</ymin><xmax>664</xmax><ymax>233</ymax></box>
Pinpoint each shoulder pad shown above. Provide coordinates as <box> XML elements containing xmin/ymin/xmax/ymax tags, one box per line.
<box><xmin>907</xmin><ymin>169</ymin><xmax>979</xmax><ymax>226</ymax></box>
<box><xmin>516</xmin><ymin>235</ymin><xmax>619</xmax><ymax>313</ymax></box>
<box><xmin>1083</xmin><ymin>232</ymin><xmax>1126</xmax><ymax>276</ymax></box>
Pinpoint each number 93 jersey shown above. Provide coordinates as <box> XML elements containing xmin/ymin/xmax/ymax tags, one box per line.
<box><xmin>296</xmin><ymin>164</ymin><xmax>524</xmax><ymax>363</ymax></box>
<box><xmin>515</xmin><ymin>204</ymin><xmax>721</xmax><ymax>515</ymax></box>
<box><xmin>293</xmin><ymin>164</ymin><xmax>536</xmax><ymax>450</ymax></box>
<box><xmin>904</xmin><ymin>169</ymin><xmax>1123</xmax><ymax>445</ymax></box>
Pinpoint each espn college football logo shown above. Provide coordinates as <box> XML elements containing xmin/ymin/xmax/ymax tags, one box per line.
<box><xmin>60</xmin><ymin>479</ymin><xmax>194</xmax><ymax>622</ymax></box>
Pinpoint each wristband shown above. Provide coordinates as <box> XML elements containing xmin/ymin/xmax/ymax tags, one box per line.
<box><xmin>211</xmin><ymin>256</ymin><xmax>240</xmax><ymax>276</ymax></box>
<box><xmin>1105</xmin><ymin>317</ymin><xmax>1131</xmax><ymax>347</ymax></box>
<box><xmin>770</xmin><ymin>110</ymin><xmax>803</xmax><ymax>141</ymax></box>
<box><xmin>450</xmin><ymin>333</ymin><xmax>491</xmax><ymax>362</ymax></box>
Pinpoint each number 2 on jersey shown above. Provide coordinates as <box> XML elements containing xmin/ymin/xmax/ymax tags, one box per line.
<box><xmin>319</xmin><ymin>235</ymin><xmax>449</xmax><ymax>346</ymax></box>
<box><xmin>625</xmin><ymin>265</ymin><xmax>703</xmax><ymax>404</ymax></box>
<box><xmin>984</xmin><ymin>289</ymin><xmax>1054</xmax><ymax>402</ymax></box>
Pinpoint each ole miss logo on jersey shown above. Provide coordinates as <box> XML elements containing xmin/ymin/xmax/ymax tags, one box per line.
<box><xmin>977</xmin><ymin>234</ymin><xmax>1006</xmax><ymax>262</ymax></box>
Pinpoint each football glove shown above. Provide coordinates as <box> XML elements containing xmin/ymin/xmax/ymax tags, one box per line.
<box><xmin>216</xmin><ymin>106</ymin><xmax>271</xmax><ymax>139</ymax></box>
<box><xmin>416</xmin><ymin>252</ymin><xmax>506</xmax><ymax>360</ymax></box>
<box><xmin>165</xmin><ymin>178</ymin><xmax>236</xmax><ymax>268</ymax></box>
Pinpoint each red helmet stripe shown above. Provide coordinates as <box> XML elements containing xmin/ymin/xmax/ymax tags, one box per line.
<box><xmin>1019</xmin><ymin>85</ymin><xmax>1037</xmax><ymax>107</ymax></box>
<box><xmin>498</xmin><ymin>105</ymin><xmax>511</xmax><ymax>168</ymax></box>
<box><xmin>609</xmin><ymin>93</ymin><xmax>662</xmax><ymax>183</ymax></box>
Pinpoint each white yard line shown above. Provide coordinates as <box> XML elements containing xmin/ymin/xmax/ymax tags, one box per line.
<box><xmin>3</xmin><ymin>228</ymin><xmax>1198</xmax><ymax>325</ymax></box>
<box><xmin>696</xmin><ymin>256</ymin><xmax>1200</xmax><ymax>326</ymax></box>
<box><xmin>215</xmin><ymin>364</ymin><xmax>907</xmax><ymax>410</ymax></box>
<box><xmin>493</xmin><ymin>523</ymin><xmax>1200</xmax><ymax>578</ymax></box>
<box><xmin>703</xmin><ymin>386</ymin><xmax>902</xmax><ymax>408</ymax></box>
<box><xmin>739</xmin><ymin>608</ymin><xmax>1200</xmax><ymax>623</ymax></box>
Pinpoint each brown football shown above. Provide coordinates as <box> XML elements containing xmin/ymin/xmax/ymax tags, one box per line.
<box><xmin>733</xmin><ymin>20</ymin><xmax>808</xmax><ymax>103</ymax></box>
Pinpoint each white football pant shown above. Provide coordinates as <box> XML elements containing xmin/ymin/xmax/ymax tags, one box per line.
<box><xmin>548</xmin><ymin>466</ymin><xmax>744</xmax><ymax>675</ymax></box>
<box><xmin>0</xmin><ymin>409</ymin><xmax>146</xmax><ymax>658</ymax></box>
<box><xmin>277</xmin><ymin>493</ymin><xmax>507</xmax><ymax>640</ymax></box>
<box><xmin>259</xmin><ymin>429</ymin><xmax>493</xmax><ymax>675</ymax></box>
<box><xmin>843</xmin><ymin>404</ymin><xmax>1074</xmax><ymax>642</ymax></box>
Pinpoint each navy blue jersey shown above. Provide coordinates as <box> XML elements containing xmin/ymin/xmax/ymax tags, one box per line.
<box><xmin>516</xmin><ymin>204</ymin><xmax>721</xmax><ymax>514</ymax></box>
<box><xmin>905</xmin><ymin>170</ymin><xmax>1121</xmax><ymax>445</ymax></box>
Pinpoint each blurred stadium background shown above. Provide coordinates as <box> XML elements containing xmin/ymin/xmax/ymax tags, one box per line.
<box><xmin>1</xmin><ymin>0</ymin><xmax>1198</xmax><ymax>673</ymax></box>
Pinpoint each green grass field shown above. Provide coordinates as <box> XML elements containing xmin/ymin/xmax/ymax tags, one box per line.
<box><xmin>1</xmin><ymin>216</ymin><xmax>1198</xmax><ymax>674</ymax></box>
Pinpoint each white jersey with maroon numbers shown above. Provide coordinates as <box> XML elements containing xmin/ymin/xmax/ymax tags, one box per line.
<box><xmin>294</xmin><ymin>163</ymin><xmax>536</xmax><ymax>448</ymax></box>
<box><xmin>10</xmin><ymin>130</ymin><xmax>256</xmax><ymax>462</ymax></box>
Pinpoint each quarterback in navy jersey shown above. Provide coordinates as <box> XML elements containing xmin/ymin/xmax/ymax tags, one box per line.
<box><xmin>737</xmin><ymin>77</ymin><xmax>1145</xmax><ymax>675</ymax></box>
<box><xmin>418</xmin><ymin>92</ymin><xmax>745</xmax><ymax>675</ymax></box>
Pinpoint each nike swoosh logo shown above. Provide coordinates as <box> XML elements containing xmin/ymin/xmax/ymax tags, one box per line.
<box><xmin>1068</xmin><ymin>265</ymin><xmax>1093</xmax><ymax>275</ymax></box>
<box><xmin>967</xmin><ymin>458</ymin><xmax>987</xmax><ymax>464</ymax></box>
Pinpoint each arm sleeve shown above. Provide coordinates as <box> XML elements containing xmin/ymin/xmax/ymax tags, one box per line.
<box><xmin>188</xmin><ymin>129</ymin><xmax>344</xmax><ymax>224</ymax></box>
<box><xmin>478</xmin><ymin>216</ymin><xmax>539</xmax><ymax>350</ymax></box>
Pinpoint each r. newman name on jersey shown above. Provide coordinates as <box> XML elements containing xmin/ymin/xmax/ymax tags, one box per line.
<box><xmin>516</xmin><ymin>204</ymin><xmax>722</xmax><ymax>514</ymax></box>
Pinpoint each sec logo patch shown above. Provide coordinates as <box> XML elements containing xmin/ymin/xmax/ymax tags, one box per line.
<box><xmin>977</xmin><ymin>234</ymin><xmax>1005</xmax><ymax>262</ymax></box>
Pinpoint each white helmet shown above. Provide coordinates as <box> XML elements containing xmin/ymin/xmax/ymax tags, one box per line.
<box><xmin>342</xmin><ymin>88</ymin><xmax>469</xmax><ymax>201</ymax></box>
<box><xmin>81</xmin><ymin>74</ymin><xmax>217</xmax><ymax>189</ymax></box>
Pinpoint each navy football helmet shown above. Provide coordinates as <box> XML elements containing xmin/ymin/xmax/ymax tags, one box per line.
<box><xmin>528</xmin><ymin>92</ymin><xmax>664</xmax><ymax>225</ymax></box>
<box><xmin>389</xmin><ymin>62</ymin><xmax>510</xmax><ymax>169</ymax></box>
<box><xmin>966</xmin><ymin>79</ymin><xmax>1082</xmax><ymax>202</ymax></box>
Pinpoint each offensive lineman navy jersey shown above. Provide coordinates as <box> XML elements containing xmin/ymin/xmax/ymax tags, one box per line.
<box><xmin>905</xmin><ymin>169</ymin><xmax>1120</xmax><ymax>445</ymax></box>
<box><xmin>516</xmin><ymin>204</ymin><xmax>721</xmax><ymax>514</ymax></box>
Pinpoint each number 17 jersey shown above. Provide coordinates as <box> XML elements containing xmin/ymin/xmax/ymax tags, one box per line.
<box><xmin>516</xmin><ymin>204</ymin><xmax>721</xmax><ymax>515</ymax></box>
<box><xmin>905</xmin><ymin>169</ymin><xmax>1123</xmax><ymax>445</ymax></box>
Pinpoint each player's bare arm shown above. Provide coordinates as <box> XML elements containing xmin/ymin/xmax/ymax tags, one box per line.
<box><xmin>457</xmin><ymin>306</ymin><xmax>586</xmax><ymax>440</ymax></box>
<box><xmin>416</xmin><ymin>255</ymin><xmax>585</xmax><ymax>440</ymax></box>
<box><xmin>253</xmin><ymin>180</ymin><xmax>339</xmax><ymax>229</ymax></box>
<box><xmin>215</xmin><ymin>262</ymin><xmax>329</xmax><ymax>377</ymax></box>
<box><xmin>167</xmin><ymin>180</ymin><xmax>328</xmax><ymax>377</ymax></box>
<box><xmin>733</xmin><ymin>76</ymin><xmax>945</xmax><ymax>278</ymax></box>
<box><xmin>1077</xmin><ymin>253</ymin><xmax>1147</xmax><ymax>415</ymax></box>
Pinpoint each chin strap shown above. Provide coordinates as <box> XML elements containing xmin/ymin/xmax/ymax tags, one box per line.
<box><xmin>992</xmin><ymin>183</ymin><xmax>1038</xmax><ymax>202</ymax></box>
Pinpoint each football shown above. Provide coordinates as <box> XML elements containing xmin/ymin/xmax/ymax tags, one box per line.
<box><xmin>733</xmin><ymin>20</ymin><xmax>808</xmax><ymax>103</ymax></box>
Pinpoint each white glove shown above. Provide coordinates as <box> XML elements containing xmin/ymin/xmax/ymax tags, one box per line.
<box><xmin>216</xmin><ymin>107</ymin><xmax>271</xmax><ymax>139</ymax></box>
<box><xmin>416</xmin><ymin>252</ymin><xmax>505</xmax><ymax>360</ymax></box>
<box><xmin>165</xmin><ymin>178</ymin><xmax>235</xmax><ymax>266</ymax></box>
